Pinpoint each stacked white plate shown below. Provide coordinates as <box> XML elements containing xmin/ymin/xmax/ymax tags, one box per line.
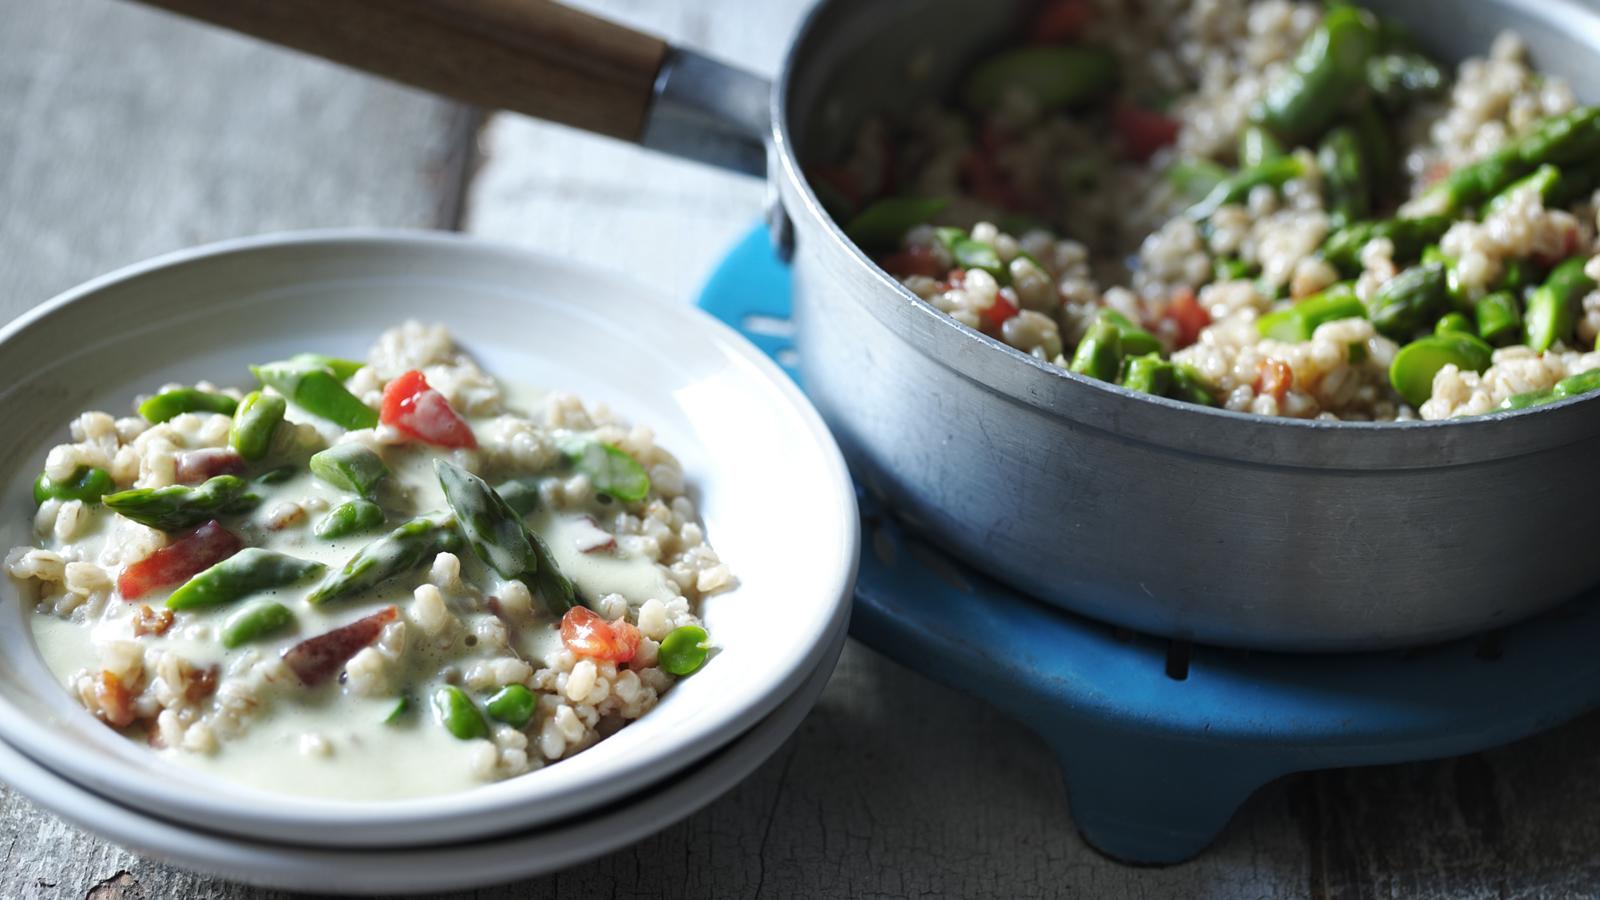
<box><xmin>0</xmin><ymin>233</ymin><xmax>859</xmax><ymax>893</ymax></box>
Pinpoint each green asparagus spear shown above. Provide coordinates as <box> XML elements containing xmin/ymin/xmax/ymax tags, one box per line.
<box><xmin>1238</xmin><ymin>125</ymin><xmax>1285</xmax><ymax>168</ymax></box>
<box><xmin>166</xmin><ymin>548</ymin><xmax>325</xmax><ymax>611</ymax></box>
<box><xmin>1121</xmin><ymin>354</ymin><xmax>1174</xmax><ymax>395</ymax></box>
<box><xmin>843</xmin><ymin>197</ymin><xmax>950</xmax><ymax>249</ymax></box>
<box><xmin>436</xmin><ymin>459</ymin><xmax>535</xmax><ymax>580</ymax></box>
<box><xmin>1096</xmin><ymin>308</ymin><xmax>1162</xmax><ymax>357</ymax></box>
<box><xmin>284</xmin><ymin>353</ymin><xmax>365</xmax><ymax>381</ymax></box>
<box><xmin>495</xmin><ymin>478</ymin><xmax>541</xmax><ymax>516</ymax></box>
<box><xmin>251</xmin><ymin>358</ymin><xmax>377</xmax><ymax>431</ymax></box>
<box><xmin>1321</xmin><ymin>216</ymin><xmax>1451</xmax><ymax>276</ymax></box>
<box><xmin>1524</xmin><ymin>256</ymin><xmax>1596</xmax><ymax>352</ymax></box>
<box><xmin>229</xmin><ymin>391</ymin><xmax>286</xmax><ymax>461</ymax></box>
<box><xmin>1169</xmin><ymin>364</ymin><xmax>1215</xmax><ymax>406</ymax></box>
<box><xmin>1365</xmin><ymin>51</ymin><xmax>1445</xmax><ymax>107</ymax></box>
<box><xmin>1474</xmin><ymin>290</ymin><xmax>1522</xmax><ymax>345</ymax></box>
<box><xmin>1369</xmin><ymin>263</ymin><xmax>1452</xmax><ymax>339</ymax></box>
<box><xmin>1419</xmin><ymin>106</ymin><xmax>1600</xmax><ymax>215</ymax></box>
<box><xmin>1165</xmin><ymin>157</ymin><xmax>1229</xmax><ymax>202</ymax></box>
<box><xmin>1256</xmin><ymin>283</ymin><xmax>1365</xmax><ymax>341</ymax></box>
<box><xmin>432</xmin><ymin>686</ymin><xmax>489</xmax><ymax>740</ymax></box>
<box><xmin>960</xmin><ymin>46</ymin><xmax>1119</xmax><ymax>112</ymax></box>
<box><xmin>33</xmin><ymin>466</ymin><xmax>114</xmax><ymax>506</ymax></box>
<box><xmin>1214</xmin><ymin>257</ymin><xmax>1256</xmax><ymax>282</ymax></box>
<box><xmin>1500</xmin><ymin>388</ymin><xmax>1555</xmax><ymax>411</ymax></box>
<box><xmin>1187</xmin><ymin>155</ymin><xmax>1308</xmax><ymax>220</ymax></box>
<box><xmin>485</xmin><ymin>684</ymin><xmax>537</xmax><ymax>728</ymax></box>
<box><xmin>103</xmin><ymin>475</ymin><xmax>259</xmax><ymax>532</ymax></box>
<box><xmin>309</xmin><ymin>443</ymin><xmax>390</xmax><ymax>498</ymax></box>
<box><xmin>1250</xmin><ymin>5</ymin><xmax>1379</xmax><ymax>144</ymax></box>
<box><xmin>1485</xmin><ymin>164</ymin><xmax>1560</xmax><ymax>216</ymax></box>
<box><xmin>1388</xmin><ymin>332</ymin><xmax>1493</xmax><ymax>407</ymax></box>
<box><xmin>1318</xmin><ymin>126</ymin><xmax>1371</xmax><ymax>228</ymax></box>
<box><xmin>220</xmin><ymin>601</ymin><xmax>296</xmax><ymax>648</ymax></box>
<box><xmin>1497</xmin><ymin>258</ymin><xmax>1540</xmax><ymax>293</ymax></box>
<box><xmin>556</xmin><ymin>438</ymin><xmax>651</xmax><ymax>503</ymax></box>
<box><xmin>951</xmin><ymin>237</ymin><xmax>1007</xmax><ymax>283</ymax></box>
<box><xmin>1553</xmin><ymin>368</ymin><xmax>1600</xmax><ymax>399</ymax></box>
<box><xmin>307</xmin><ymin>515</ymin><xmax>462</xmax><ymax>604</ymax></box>
<box><xmin>1069</xmin><ymin>317</ymin><xmax>1123</xmax><ymax>382</ymax></box>
<box><xmin>314</xmin><ymin>499</ymin><xmax>386</xmax><ymax>540</ymax></box>
<box><xmin>138</xmin><ymin>389</ymin><xmax>237</xmax><ymax>424</ymax></box>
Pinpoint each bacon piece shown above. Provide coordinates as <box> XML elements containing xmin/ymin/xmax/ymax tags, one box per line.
<box><xmin>281</xmin><ymin>606</ymin><xmax>398</xmax><ymax>687</ymax></box>
<box><xmin>117</xmin><ymin>520</ymin><xmax>243</xmax><ymax>600</ymax></box>
<box><xmin>131</xmin><ymin>604</ymin><xmax>175</xmax><ymax>637</ymax></box>
<box><xmin>173</xmin><ymin>448</ymin><xmax>247</xmax><ymax>485</ymax></box>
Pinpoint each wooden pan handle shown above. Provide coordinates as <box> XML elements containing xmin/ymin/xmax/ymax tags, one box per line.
<box><xmin>133</xmin><ymin>0</ymin><xmax>670</xmax><ymax>141</ymax></box>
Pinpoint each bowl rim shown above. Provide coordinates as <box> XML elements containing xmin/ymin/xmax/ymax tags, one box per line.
<box><xmin>0</xmin><ymin>227</ymin><xmax>860</xmax><ymax>844</ymax></box>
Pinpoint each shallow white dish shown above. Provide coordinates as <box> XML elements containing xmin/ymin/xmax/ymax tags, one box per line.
<box><xmin>0</xmin><ymin>230</ymin><xmax>858</xmax><ymax>847</ymax></box>
<box><xmin>0</xmin><ymin>610</ymin><xmax>846</xmax><ymax>894</ymax></box>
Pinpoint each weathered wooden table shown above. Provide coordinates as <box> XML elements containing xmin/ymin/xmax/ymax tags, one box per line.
<box><xmin>5</xmin><ymin>1</ymin><xmax>1600</xmax><ymax>897</ymax></box>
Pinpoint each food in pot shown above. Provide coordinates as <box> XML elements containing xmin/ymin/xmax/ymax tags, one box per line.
<box><xmin>6</xmin><ymin>322</ymin><xmax>731</xmax><ymax>800</ymax></box>
<box><xmin>816</xmin><ymin>0</ymin><xmax>1600</xmax><ymax>420</ymax></box>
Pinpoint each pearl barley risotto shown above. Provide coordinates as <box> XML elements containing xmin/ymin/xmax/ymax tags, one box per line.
<box><xmin>5</xmin><ymin>322</ymin><xmax>731</xmax><ymax>800</ymax></box>
<box><xmin>818</xmin><ymin>0</ymin><xmax>1600</xmax><ymax>420</ymax></box>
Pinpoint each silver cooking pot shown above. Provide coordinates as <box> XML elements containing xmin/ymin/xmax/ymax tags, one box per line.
<box><xmin>138</xmin><ymin>0</ymin><xmax>1600</xmax><ymax>650</ymax></box>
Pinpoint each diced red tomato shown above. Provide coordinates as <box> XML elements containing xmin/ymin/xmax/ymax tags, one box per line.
<box><xmin>117</xmin><ymin>520</ymin><xmax>243</xmax><ymax>600</ymax></box>
<box><xmin>880</xmin><ymin>245</ymin><xmax>948</xmax><ymax>279</ymax></box>
<box><xmin>1028</xmin><ymin>0</ymin><xmax>1095</xmax><ymax>43</ymax></box>
<box><xmin>560</xmin><ymin>607</ymin><xmax>641</xmax><ymax>663</ymax></box>
<box><xmin>94</xmin><ymin>671</ymin><xmax>135</xmax><ymax>728</ymax></box>
<box><xmin>981</xmin><ymin>292</ymin><xmax>1021</xmax><ymax>332</ymax></box>
<box><xmin>380</xmin><ymin>370</ymin><xmax>477</xmax><ymax>449</ymax></box>
<box><xmin>173</xmin><ymin>448</ymin><xmax>246</xmax><ymax>485</ymax></box>
<box><xmin>1113</xmin><ymin>104</ymin><xmax>1181</xmax><ymax>162</ymax></box>
<box><xmin>281</xmin><ymin>606</ymin><xmax>398</xmax><ymax>687</ymax></box>
<box><xmin>1254</xmin><ymin>358</ymin><xmax>1294</xmax><ymax>401</ymax></box>
<box><xmin>1164</xmin><ymin>288</ymin><xmax>1212</xmax><ymax>348</ymax></box>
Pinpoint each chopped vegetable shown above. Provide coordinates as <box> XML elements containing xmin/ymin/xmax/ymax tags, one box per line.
<box><xmin>1553</xmin><ymin>368</ymin><xmax>1600</xmax><ymax>400</ymax></box>
<box><xmin>1121</xmin><ymin>354</ymin><xmax>1174</xmax><ymax>396</ymax></box>
<box><xmin>658</xmin><ymin>625</ymin><xmax>711</xmax><ymax>676</ymax></box>
<box><xmin>229</xmin><ymin>391</ymin><xmax>286</xmax><ymax>461</ymax></box>
<box><xmin>1474</xmin><ymin>290</ymin><xmax>1522</xmax><ymax>345</ymax></box>
<box><xmin>309</xmin><ymin>443</ymin><xmax>390</xmax><ymax>498</ymax></box>
<box><xmin>138</xmin><ymin>388</ymin><xmax>237</xmax><ymax>424</ymax></box>
<box><xmin>1317</xmin><ymin>125</ymin><xmax>1370</xmax><ymax>228</ymax></box>
<box><xmin>314</xmin><ymin>499</ymin><xmax>386</xmax><ymax>540</ymax></box>
<box><xmin>173</xmin><ymin>448</ymin><xmax>246</xmax><ymax>485</ymax></box>
<box><xmin>1434</xmin><ymin>312</ymin><xmax>1475</xmax><ymax>337</ymax></box>
<box><xmin>1500</xmin><ymin>388</ymin><xmax>1555</xmax><ymax>411</ymax></box>
<box><xmin>1256</xmin><ymin>284</ymin><xmax>1365</xmax><ymax>341</ymax></box>
<box><xmin>485</xmin><ymin>684</ymin><xmax>537</xmax><ymax>728</ymax></box>
<box><xmin>1524</xmin><ymin>256</ymin><xmax>1596</xmax><ymax>352</ymax></box>
<box><xmin>960</xmin><ymin>45</ymin><xmax>1118</xmax><ymax>112</ymax></box>
<box><xmin>383</xmin><ymin>696</ymin><xmax>410</xmax><ymax>725</ymax></box>
<box><xmin>436</xmin><ymin>459</ymin><xmax>536</xmax><ymax>580</ymax></box>
<box><xmin>433</xmin><ymin>686</ymin><xmax>489</xmax><ymax>740</ymax></box>
<box><xmin>1321</xmin><ymin>216</ymin><xmax>1451</xmax><ymax>276</ymax></box>
<box><xmin>1250</xmin><ymin>5</ymin><xmax>1379</xmax><ymax>144</ymax></box>
<box><xmin>1068</xmin><ymin>317</ymin><xmax>1123</xmax><ymax>382</ymax></box>
<box><xmin>1366</xmin><ymin>51</ymin><xmax>1445</xmax><ymax>107</ymax></box>
<box><xmin>1238</xmin><ymin>125</ymin><xmax>1285</xmax><ymax>168</ymax></box>
<box><xmin>843</xmin><ymin>197</ymin><xmax>949</xmax><ymax>249</ymax></box>
<box><xmin>495</xmin><ymin>477</ymin><xmax>541</xmax><ymax>517</ymax></box>
<box><xmin>103</xmin><ymin>475</ymin><xmax>259</xmax><ymax>532</ymax></box>
<box><xmin>165</xmin><ymin>547</ymin><xmax>325</xmax><ymax>611</ymax></box>
<box><xmin>1165</xmin><ymin>157</ymin><xmax>1228</xmax><ymax>202</ymax></box>
<box><xmin>116</xmin><ymin>519</ymin><xmax>242</xmax><ymax>600</ymax></box>
<box><xmin>1169</xmin><ymin>364</ymin><xmax>1215</xmax><ymax>406</ymax></box>
<box><xmin>1187</xmin><ymin>154</ymin><xmax>1307</xmax><ymax>221</ymax></box>
<box><xmin>557</xmin><ymin>437</ymin><xmax>651</xmax><ymax>503</ymax></box>
<box><xmin>559</xmin><ymin>606</ymin><xmax>641</xmax><ymax>663</ymax></box>
<box><xmin>379</xmin><ymin>370</ymin><xmax>476</xmax><ymax>449</ymax></box>
<box><xmin>1097</xmin><ymin>309</ymin><xmax>1162</xmax><ymax>356</ymax></box>
<box><xmin>1368</xmin><ymin>262</ymin><xmax>1451</xmax><ymax>339</ymax></box>
<box><xmin>220</xmin><ymin>601</ymin><xmax>296</xmax><ymax>649</ymax></box>
<box><xmin>1163</xmin><ymin>288</ymin><xmax>1212</xmax><ymax>347</ymax></box>
<box><xmin>282</xmin><ymin>605</ymin><xmax>398</xmax><ymax>686</ymax></box>
<box><xmin>34</xmin><ymin>466</ymin><xmax>113</xmax><ymax>506</ymax></box>
<box><xmin>1388</xmin><ymin>332</ymin><xmax>1493</xmax><ymax>407</ymax></box>
<box><xmin>252</xmin><ymin>357</ymin><xmax>377</xmax><ymax>431</ymax></box>
<box><xmin>307</xmin><ymin>515</ymin><xmax>462</xmax><ymax>604</ymax></box>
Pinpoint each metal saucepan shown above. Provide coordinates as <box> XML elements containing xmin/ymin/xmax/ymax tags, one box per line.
<box><xmin>132</xmin><ymin>0</ymin><xmax>1600</xmax><ymax>650</ymax></box>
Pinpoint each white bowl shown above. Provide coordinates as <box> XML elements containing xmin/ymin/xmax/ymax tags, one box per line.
<box><xmin>0</xmin><ymin>601</ymin><xmax>848</xmax><ymax>894</ymax></box>
<box><xmin>0</xmin><ymin>230</ymin><xmax>858</xmax><ymax>846</ymax></box>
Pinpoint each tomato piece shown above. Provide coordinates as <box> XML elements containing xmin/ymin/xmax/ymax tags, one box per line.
<box><xmin>1255</xmin><ymin>358</ymin><xmax>1295</xmax><ymax>401</ymax></box>
<box><xmin>1028</xmin><ymin>0</ymin><xmax>1095</xmax><ymax>43</ymax></box>
<box><xmin>560</xmin><ymin>607</ymin><xmax>641</xmax><ymax>663</ymax></box>
<box><xmin>282</xmin><ymin>606</ymin><xmax>398</xmax><ymax>686</ymax></box>
<box><xmin>380</xmin><ymin>370</ymin><xmax>477</xmax><ymax>449</ymax></box>
<box><xmin>1164</xmin><ymin>288</ymin><xmax>1212</xmax><ymax>348</ymax></box>
<box><xmin>981</xmin><ymin>292</ymin><xmax>1021</xmax><ymax>332</ymax></box>
<box><xmin>94</xmin><ymin>671</ymin><xmax>135</xmax><ymax>728</ymax></box>
<box><xmin>173</xmin><ymin>448</ymin><xmax>246</xmax><ymax>485</ymax></box>
<box><xmin>1114</xmin><ymin>104</ymin><xmax>1181</xmax><ymax>162</ymax></box>
<box><xmin>880</xmin><ymin>245</ymin><xmax>948</xmax><ymax>279</ymax></box>
<box><xmin>117</xmin><ymin>520</ymin><xmax>243</xmax><ymax>600</ymax></box>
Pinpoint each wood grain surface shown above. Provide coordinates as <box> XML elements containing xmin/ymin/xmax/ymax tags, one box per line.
<box><xmin>4</xmin><ymin>0</ymin><xmax>1600</xmax><ymax>898</ymax></box>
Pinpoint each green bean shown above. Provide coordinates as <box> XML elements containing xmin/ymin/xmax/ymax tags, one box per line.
<box><xmin>138</xmin><ymin>389</ymin><xmax>237</xmax><ymax>424</ymax></box>
<box><xmin>383</xmin><ymin>696</ymin><xmax>410</xmax><ymax>725</ymax></box>
<box><xmin>1321</xmin><ymin>216</ymin><xmax>1451</xmax><ymax>276</ymax></box>
<box><xmin>1169</xmin><ymin>364</ymin><xmax>1215</xmax><ymax>407</ymax></box>
<box><xmin>1256</xmin><ymin>283</ymin><xmax>1365</xmax><ymax>341</ymax></box>
<box><xmin>1250</xmin><ymin>5</ymin><xmax>1379</xmax><ymax>144</ymax></box>
<box><xmin>34</xmin><ymin>466</ymin><xmax>113</xmax><ymax>506</ymax></box>
<box><xmin>1069</xmin><ymin>317</ymin><xmax>1123</xmax><ymax>382</ymax></box>
<box><xmin>284</xmin><ymin>353</ymin><xmax>365</xmax><ymax>381</ymax></box>
<box><xmin>1121</xmin><ymin>354</ymin><xmax>1174</xmax><ymax>396</ymax></box>
<box><xmin>1368</xmin><ymin>263</ymin><xmax>1451</xmax><ymax>339</ymax></box>
<box><xmin>1365</xmin><ymin>51</ymin><xmax>1445</xmax><ymax>107</ymax></box>
<box><xmin>1165</xmin><ymin>157</ymin><xmax>1229</xmax><ymax>202</ymax></box>
<box><xmin>1435</xmin><ymin>312</ymin><xmax>1475</xmax><ymax>336</ymax></box>
<box><xmin>228</xmin><ymin>391</ymin><xmax>286</xmax><ymax>461</ymax></box>
<box><xmin>1096</xmin><ymin>309</ymin><xmax>1161</xmax><ymax>357</ymax></box>
<box><xmin>432</xmin><ymin>685</ymin><xmax>489</xmax><ymax>740</ymax></box>
<box><xmin>1187</xmin><ymin>155</ymin><xmax>1307</xmax><ymax>221</ymax></box>
<box><xmin>659</xmin><ymin>625</ymin><xmax>711</xmax><ymax>676</ymax></box>
<box><xmin>526</xmin><ymin>528</ymin><xmax>577</xmax><ymax>614</ymax></box>
<box><xmin>495</xmin><ymin>478</ymin><xmax>541</xmax><ymax>517</ymax></box>
<box><xmin>307</xmin><ymin>515</ymin><xmax>462</xmax><ymax>604</ymax></box>
<box><xmin>1388</xmin><ymin>332</ymin><xmax>1493</xmax><ymax>407</ymax></box>
<box><xmin>309</xmin><ymin>443</ymin><xmax>389</xmax><ymax>498</ymax></box>
<box><xmin>843</xmin><ymin>197</ymin><xmax>949</xmax><ymax>249</ymax></box>
<box><xmin>951</xmin><ymin>237</ymin><xmax>1007</xmax><ymax>283</ymax></box>
<box><xmin>960</xmin><ymin>45</ymin><xmax>1118</xmax><ymax>112</ymax></box>
<box><xmin>1238</xmin><ymin>125</ymin><xmax>1285</xmax><ymax>168</ymax></box>
<box><xmin>436</xmin><ymin>459</ymin><xmax>535</xmax><ymax>579</ymax></box>
<box><xmin>251</xmin><ymin>358</ymin><xmax>377</xmax><ymax>431</ymax></box>
<box><xmin>220</xmin><ymin>601</ymin><xmax>296</xmax><ymax>648</ymax></box>
<box><xmin>1524</xmin><ymin>256</ymin><xmax>1596</xmax><ymax>352</ymax></box>
<box><xmin>314</xmin><ymin>499</ymin><xmax>385</xmax><ymax>540</ymax></box>
<box><xmin>103</xmin><ymin>475</ymin><xmax>259</xmax><ymax>532</ymax></box>
<box><xmin>1317</xmin><ymin>126</ymin><xmax>1370</xmax><ymax>228</ymax></box>
<box><xmin>1485</xmin><ymin>164</ymin><xmax>1560</xmax><ymax>216</ymax></box>
<box><xmin>1474</xmin><ymin>291</ymin><xmax>1522</xmax><ymax>345</ymax></box>
<box><xmin>1553</xmin><ymin>368</ymin><xmax>1600</xmax><ymax>400</ymax></box>
<box><xmin>1500</xmin><ymin>388</ymin><xmax>1555</xmax><ymax>411</ymax></box>
<box><xmin>1518</xmin><ymin>106</ymin><xmax>1600</xmax><ymax>168</ymax></box>
<box><xmin>485</xmin><ymin>684</ymin><xmax>537</xmax><ymax>728</ymax></box>
<box><xmin>556</xmin><ymin>438</ymin><xmax>651</xmax><ymax>503</ymax></box>
<box><xmin>166</xmin><ymin>548</ymin><xmax>324</xmax><ymax>611</ymax></box>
